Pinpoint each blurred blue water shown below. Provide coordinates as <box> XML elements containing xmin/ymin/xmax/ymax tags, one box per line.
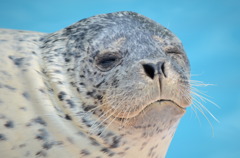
<box><xmin>0</xmin><ymin>0</ymin><xmax>239</xmax><ymax>157</ymax></box>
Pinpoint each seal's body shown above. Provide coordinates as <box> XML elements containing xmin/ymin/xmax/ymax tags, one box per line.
<box><xmin>0</xmin><ymin>11</ymin><xmax>191</xmax><ymax>158</ymax></box>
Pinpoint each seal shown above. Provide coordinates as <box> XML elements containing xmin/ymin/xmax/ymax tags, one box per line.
<box><xmin>0</xmin><ymin>11</ymin><xmax>191</xmax><ymax>158</ymax></box>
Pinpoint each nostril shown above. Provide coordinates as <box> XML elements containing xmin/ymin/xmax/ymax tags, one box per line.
<box><xmin>157</xmin><ymin>62</ymin><xmax>167</xmax><ymax>77</ymax></box>
<box><xmin>142</xmin><ymin>64</ymin><xmax>155</xmax><ymax>79</ymax></box>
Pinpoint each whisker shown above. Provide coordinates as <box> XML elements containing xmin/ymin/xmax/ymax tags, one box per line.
<box><xmin>191</xmin><ymin>101</ymin><xmax>215</xmax><ymax>135</ymax></box>
<box><xmin>190</xmin><ymin>106</ymin><xmax>202</xmax><ymax>125</ymax></box>
<box><xmin>191</xmin><ymin>90</ymin><xmax>220</xmax><ymax>109</ymax></box>
<box><xmin>192</xmin><ymin>97</ymin><xmax>219</xmax><ymax>123</ymax></box>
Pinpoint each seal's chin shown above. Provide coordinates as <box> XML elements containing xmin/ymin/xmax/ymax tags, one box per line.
<box><xmin>115</xmin><ymin>99</ymin><xmax>186</xmax><ymax>119</ymax></box>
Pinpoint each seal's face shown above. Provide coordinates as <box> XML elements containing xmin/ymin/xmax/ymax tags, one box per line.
<box><xmin>71</xmin><ymin>12</ymin><xmax>191</xmax><ymax>126</ymax></box>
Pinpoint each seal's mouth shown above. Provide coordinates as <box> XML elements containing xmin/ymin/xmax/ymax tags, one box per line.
<box><xmin>114</xmin><ymin>99</ymin><xmax>186</xmax><ymax>119</ymax></box>
<box><xmin>156</xmin><ymin>99</ymin><xmax>186</xmax><ymax>110</ymax></box>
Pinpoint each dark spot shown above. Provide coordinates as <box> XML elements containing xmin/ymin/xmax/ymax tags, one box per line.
<box><xmin>42</xmin><ymin>142</ymin><xmax>53</xmax><ymax>150</ymax></box>
<box><xmin>42</xmin><ymin>141</ymin><xmax>63</xmax><ymax>150</ymax></box>
<box><xmin>0</xmin><ymin>114</ymin><xmax>6</xmax><ymax>119</ymax></box>
<box><xmin>97</xmin><ymin>132</ymin><xmax>102</xmax><ymax>136</ymax></box>
<box><xmin>24</xmin><ymin>151</ymin><xmax>30</xmax><ymax>157</ymax></box>
<box><xmin>63</xmin><ymin>27</ymin><xmax>73</xmax><ymax>36</ymax></box>
<box><xmin>19</xmin><ymin>144</ymin><xmax>26</xmax><ymax>148</ymax></box>
<box><xmin>8</xmin><ymin>56</ymin><xmax>25</xmax><ymax>66</ymax></box>
<box><xmin>87</xmin><ymin>90</ymin><xmax>96</xmax><ymax>98</ymax></box>
<box><xmin>80</xmin><ymin>149</ymin><xmax>90</xmax><ymax>156</ymax></box>
<box><xmin>88</xmin><ymin>59</ymin><xmax>93</xmax><ymax>63</ymax></box>
<box><xmin>33</xmin><ymin>117</ymin><xmax>47</xmax><ymax>126</ymax></box>
<box><xmin>36</xmin><ymin>128</ymin><xmax>48</xmax><ymax>140</ymax></box>
<box><xmin>42</xmin><ymin>69</ymin><xmax>48</xmax><ymax>75</ymax></box>
<box><xmin>124</xmin><ymin>147</ymin><xmax>130</xmax><ymax>151</ymax></box>
<box><xmin>82</xmin><ymin>117</ymin><xmax>91</xmax><ymax>127</ymax></box>
<box><xmin>65</xmin><ymin>58</ymin><xmax>71</xmax><ymax>62</ymax></box>
<box><xmin>96</xmin><ymin>95</ymin><xmax>103</xmax><ymax>101</ymax></box>
<box><xmin>79</xmin><ymin>82</ymin><xmax>85</xmax><ymax>86</ymax></box>
<box><xmin>4</xmin><ymin>120</ymin><xmax>14</xmax><ymax>128</ymax></box>
<box><xmin>101</xmin><ymin>148</ymin><xmax>110</xmax><ymax>153</ymax></box>
<box><xmin>55</xmin><ymin>141</ymin><xmax>64</xmax><ymax>145</ymax></box>
<box><xmin>66</xmin><ymin>99</ymin><xmax>75</xmax><ymax>108</ymax></box>
<box><xmin>57</xmin><ymin>91</ymin><xmax>66</xmax><ymax>101</ymax></box>
<box><xmin>19</xmin><ymin>107</ymin><xmax>27</xmax><ymax>111</ymax></box>
<box><xmin>148</xmin><ymin>146</ymin><xmax>155</xmax><ymax>157</ymax></box>
<box><xmin>67</xmin><ymin>68</ymin><xmax>74</xmax><ymax>72</ymax></box>
<box><xmin>83</xmin><ymin>105</ymin><xmax>96</xmax><ymax>112</ymax></box>
<box><xmin>95</xmin><ymin>79</ymin><xmax>105</xmax><ymax>88</ymax></box>
<box><xmin>0</xmin><ymin>134</ymin><xmax>7</xmax><ymax>141</ymax></box>
<box><xmin>142</xmin><ymin>132</ymin><xmax>147</xmax><ymax>137</ymax></box>
<box><xmin>0</xmin><ymin>39</ymin><xmax>7</xmax><ymax>42</ymax></box>
<box><xmin>70</xmin><ymin>81</ymin><xmax>76</xmax><ymax>87</ymax></box>
<box><xmin>100</xmin><ymin>148</ymin><xmax>115</xmax><ymax>156</ymax></box>
<box><xmin>39</xmin><ymin>88</ymin><xmax>45</xmax><ymax>93</ymax></box>
<box><xmin>106</xmin><ymin>132</ymin><xmax>114</xmax><ymax>137</ymax></box>
<box><xmin>86</xmin><ymin>91</ymin><xmax>94</xmax><ymax>96</ymax></box>
<box><xmin>4</xmin><ymin>85</ymin><xmax>16</xmax><ymax>91</ymax></box>
<box><xmin>118</xmin><ymin>152</ymin><xmax>125</xmax><ymax>156</ymax></box>
<box><xmin>22</xmin><ymin>92</ymin><xmax>30</xmax><ymax>100</ymax></box>
<box><xmin>89</xmin><ymin>137</ymin><xmax>100</xmax><ymax>146</ymax></box>
<box><xmin>35</xmin><ymin>150</ymin><xmax>47</xmax><ymax>157</ymax></box>
<box><xmin>65</xmin><ymin>114</ymin><xmax>72</xmax><ymax>120</ymax></box>
<box><xmin>67</xmin><ymin>137</ymin><xmax>74</xmax><ymax>144</ymax></box>
<box><xmin>140</xmin><ymin>142</ymin><xmax>148</xmax><ymax>150</ymax></box>
<box><xmin>47</xmin><ymin>88</ymin><xmax>54</xmax><ymax>93</ymax></box>
<box><xmin>18</xmin><ymin>38</ymin><xmax>24</xmax><ymax>41</ymax></box>
<box><xmin>111</xmin><ymin>79</ymin><xmax>119</xmax><ymax>87</ymax></box>
<box><xmin>110</xmin><ymin>136</ymin><xmax>121</xmax><ymax>148</ymax></box>
<box><xmin>80</xmin><ymin>75</ymin><xmax>85</xmax><ymax>78</ymax></box>
<box><xmin>77</xmin><ymin>131</ymin><xmax>86</xmax><ymax>137</ymax></box>
<box><xmin>57</xmin><ymin>81</ymin><xmax>63</xmax><ymax>85</ymax></box>
<box><xmin>54</xmin><ymin>70</ymin><xmax>61</xmax><ymax>74</ymax></box>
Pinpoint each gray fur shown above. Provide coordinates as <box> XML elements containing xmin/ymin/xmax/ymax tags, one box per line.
<box><xmin>0</xmin><ymin>11</ymin><xmax>191</xmax><ymax>158</ymax></box>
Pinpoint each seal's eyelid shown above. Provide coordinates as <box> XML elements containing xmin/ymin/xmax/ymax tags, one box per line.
<box><xmin>97</xmin><ymin>56</ymin><xmax>117</xmax><ymax>67</ymax></box>
<box><xmin>95</xmin><ymin>52</ymin><xmax>122</xmax><ymax>71</ymax></box>
<box><xmin>166</xmin><ymin>51</ymin><xmax>182</xmax><ymax>54</ymax></box>
<box><xmin>165</xmin><ymin>48</ymin><xmax>183</xmax><ymax>55</ymax></box>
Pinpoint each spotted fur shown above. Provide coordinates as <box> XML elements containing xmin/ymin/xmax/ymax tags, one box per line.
<box><xmin>0</xmin><ymin>11</ymin><xmax>191</xmax><ymax>158</ymax></box>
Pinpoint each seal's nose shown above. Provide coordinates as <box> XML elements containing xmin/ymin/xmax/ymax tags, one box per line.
<box><xmin>142</xmin><ymin>62</ymin><xmax>166</xmax><ymax>79</ymax></box>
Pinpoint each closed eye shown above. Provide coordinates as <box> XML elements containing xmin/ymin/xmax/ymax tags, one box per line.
<box><xmin>95</xmin><ymin>52</ymin><xmax>122</xmax><ymax>71</ymax></box>
<box><xmin>98</xmin><ymin>57</ymin><xmax>117</xmax><ymax>68</ymax></box>
<box><xmin>166</xmin><ymin>51</ymin><xmax>182</xmax><ymax>55</ymax></box>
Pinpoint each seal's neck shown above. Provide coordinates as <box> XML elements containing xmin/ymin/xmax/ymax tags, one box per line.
<box><xmin>89</xmin><ymin>119</ymin><xmax>180</xmax><ymax>158</ymax></box>
<box><xmin>89</xmin><ymin>103</ymin><xmax>183</xmax><ymax>158</ymax></box>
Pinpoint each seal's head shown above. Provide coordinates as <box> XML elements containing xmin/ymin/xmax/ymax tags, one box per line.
<box><xmin>64</xmin><ymin>12</ymin><xmax>190</xmax><ymax>117</ymax></box>
<box><xmin>42</xmin><ymin>11</ymin><xmax>191</xmax><ymax>157</ymax></box>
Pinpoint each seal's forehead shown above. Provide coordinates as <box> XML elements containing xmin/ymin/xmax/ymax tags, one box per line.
<box><xmin>66</xmin><ymin>11</ymin><xmax>178</xmax><ymax>42</ymax></box>
<box><xmin>65</xmin><ymin>11</ymin><xmax>183</xmax><ymax>55</ymax></box>
<box><xmin>106</xmin><ymin>12</ymin><xmax>164</xmax><ymax>31</ymax></box>
<box><xmin>85</xmin><ymin>11</ymin><xmax>179</xmax><ymax>42</ymax></box>
<box><xmin>77</xmin><ymin>11</ymin><xmax>164</xmax><ymax>35</ymax></box>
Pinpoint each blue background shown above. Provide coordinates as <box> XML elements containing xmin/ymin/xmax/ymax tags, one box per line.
<box><xmin>0</xmin><ymin>0</ymin><xmax>239</xmax><ymax>157</ymax></box>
